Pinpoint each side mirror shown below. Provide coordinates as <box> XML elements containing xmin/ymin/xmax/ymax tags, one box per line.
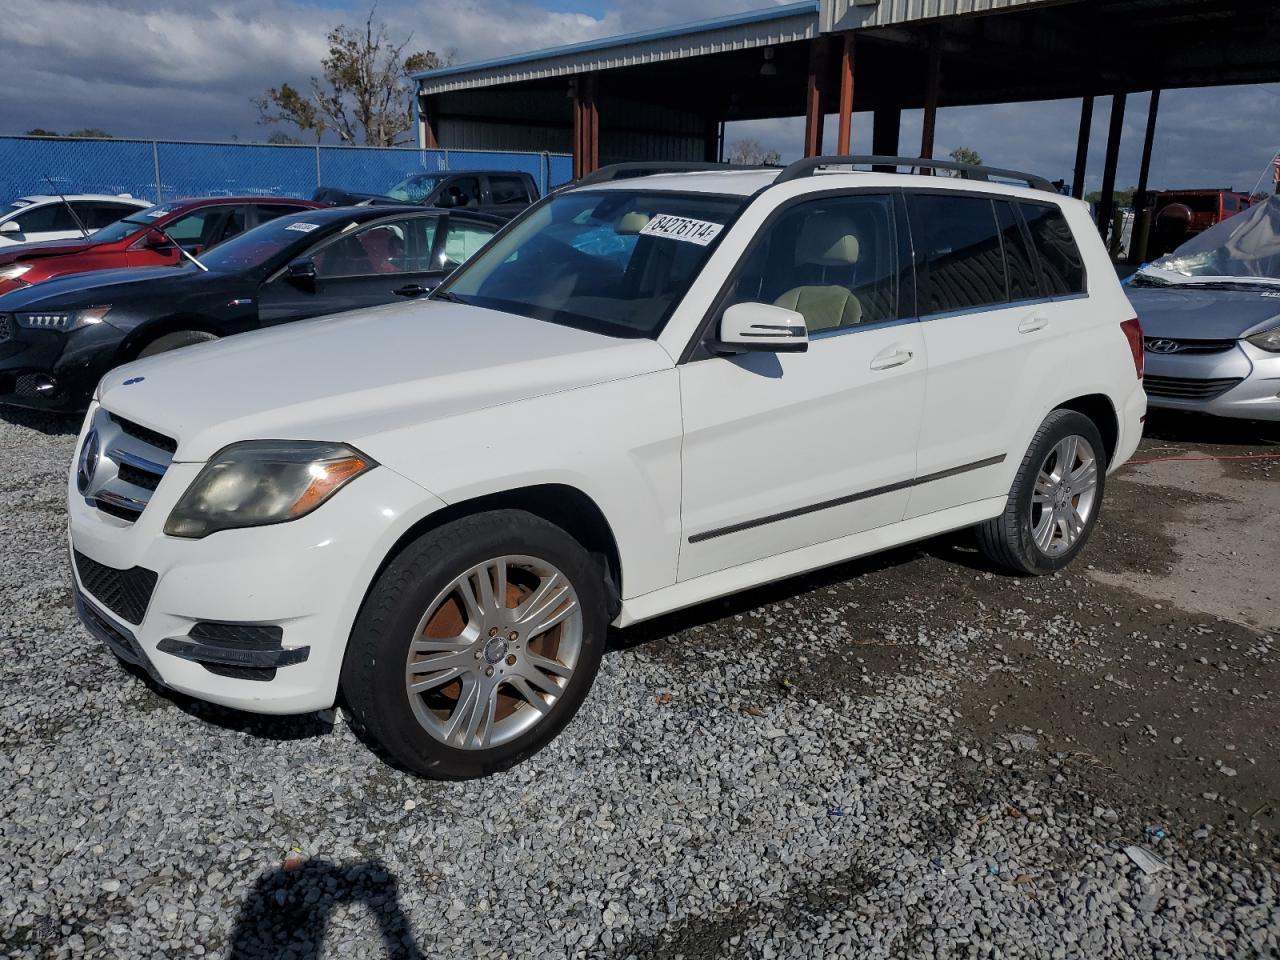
<box><xmin>716</xmin><ymin>302</ymin><xmax>809</xmax><ymax>354</ymax></box>
<box><xmin>285</xmin><ymin>258</ymin><xmax>318</xmax><ymax>290</ymax></box>
<box><xmin>144</xmin><ymin>229</ymin><xmax>173</xmax><ymax>250</ymax></box>
<box><xmin>0</xmin><ymin>221</ymin><xmax>22</xmax><ymax>235</ymax></box>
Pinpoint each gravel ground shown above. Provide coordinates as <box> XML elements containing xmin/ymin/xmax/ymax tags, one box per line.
<box><xmin>1</xmin><ymin>407</ymin><xmax>1278</xmax><ymax>959</ymax></box>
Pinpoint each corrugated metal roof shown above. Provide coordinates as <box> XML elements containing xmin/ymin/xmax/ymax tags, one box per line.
<box><xmin>415</xmin><ymin>1</ymin><xmax>820</xmax><ymax>95</ymax></box>
<box><xmin>821</xmin><ymin>0</ymin><xmax>1066</xmax><ymax>33</ymax></box>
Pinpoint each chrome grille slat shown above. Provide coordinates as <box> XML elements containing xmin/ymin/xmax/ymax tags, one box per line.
<box><xmin>78</xmin><ymin>408</ymin><xmax>178</xmax><ymax>524</ymax></box>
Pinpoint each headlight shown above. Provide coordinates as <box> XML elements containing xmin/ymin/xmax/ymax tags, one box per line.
<box><xmin>1245</xmin><ymin>325</ymin><xmax>1280</xmax><ymax>353</ymax></box>
<box><xmin>164</xmin><ymin>440</ymin><xmax>375</xmax><ymax>539</ymax></box>
<box><xmin>0</xmin><ymin>263</ymin><xmax>32</xmax><ymax>282</ymax></box>
<box><xmin>15</xmin><ymin>305</ymin><xmax>112</xmax><ymax>331</ymax></box>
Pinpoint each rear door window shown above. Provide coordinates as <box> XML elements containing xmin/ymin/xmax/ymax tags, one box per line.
<box><xmin>909</xmin><ymin>194</ymin><xmax>1007</xmax><ymax>315</ymax></box>
<box><xmin>996</xmin><ymin>201</ymin><xmax>1041</xmax><ymax>302</ymax></box>
<box><xmin>12</xmin><ymin>202</ymin><xmax>78</xmax><ymax>234</ymax></box>
<box><xmin>1019</xmin><ymin>201</ymin><xmax>1086</xmax><ymax>295</ymax></box>
<box><xmin>488</xmin><ymin>175</ymin><xmax>531</xmax><ymax>205</ymax></box>
<box><xmin>254</xmin><ymin>203</ymin><xmax>309</xmax><ymax>226</ymax></box>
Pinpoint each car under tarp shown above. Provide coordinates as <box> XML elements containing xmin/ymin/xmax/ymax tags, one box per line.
<box><xmin>1145</xmin><ymin>195</ymin><xmax>1280</xmax><ymax>282</ymax></box>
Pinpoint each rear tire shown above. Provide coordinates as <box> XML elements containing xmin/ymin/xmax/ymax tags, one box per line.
<box><xmin>976</xmin><ymin>409</ymin><xmax>1107</xmax><ymax>575</ymax></box>
<box><xmin>136</xmin><ymin>330</ymin><xmax>219</xmax><ymax>358</ymax></box>
<box><xmin>341</xmin><ymin>510</ymin><xmax>607</xmax><ymax>779</ymax></box>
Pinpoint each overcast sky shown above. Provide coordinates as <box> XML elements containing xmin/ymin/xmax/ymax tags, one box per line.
<box><xmin>5</xmin><ymin>0</ymin><xmax>1279</xmax><ymax>194</ymax></box>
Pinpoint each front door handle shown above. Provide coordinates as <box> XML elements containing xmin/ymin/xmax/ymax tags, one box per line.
<box><xmin>869</xmin><ymin>348</ymin><xmax>915</xmax><ymax>371</ymax></box>
<box><xmin>1018</xmin><ymin>315</ymin><xmax>1049</xmax><ymax>334</ymax></box>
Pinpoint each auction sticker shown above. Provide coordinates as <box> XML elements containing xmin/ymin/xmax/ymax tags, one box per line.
<box><xmin>639</xmin><ymin>214</ymin><xmax>723</xmax><ymax>246</ymax></box>
<box><xmin>286</xmin><ymin>222</ymin><xmax>320</xmax><ymax>233</ymax></box>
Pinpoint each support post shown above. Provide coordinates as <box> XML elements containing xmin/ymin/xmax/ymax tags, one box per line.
<box><xmin>1071</xmin><ymin>95</ymin><xmax>1094</xmax><ymax>199</ymax></box>
<box><xmin>836</xmin><ymin>33</ymin><xmax>855</xmax><ymax>155</ymax></box>
<box><xmin>804</xmin><ymin>38</ymin><xmax>827</xmax><ymax>158</ymax></box>
<box><xmin>1130</xmin><ymin>88</ymin><xmax>1161</xmax><ymax>261</ymax></box>
<box><xmin>920</xmin><ymin>23</ymin><xmax>942</xmax><ymax>161</ymax></box>
<box><xmin>419</xmin><ymin>95</ymin><xmax>439</xmax><ymax>150</ymax></box>
<box><xmin>1097</xmin><ymin>92</ymin><xmax>1127</xmax><ymax>245</ymax></box>
<box><xmin>571</xmin><ymin>74</ymin><xmax>599</xmax><ymax>179</ymax></box>
<box><xmin>872</xmin><ymin>107</ymin><xmax>901</xmax><ymax>170</ymax></box>
<box><xmin>704</xmin><ymin>115</ymin><xmax>719</xmax><ymax>162</ymax></box>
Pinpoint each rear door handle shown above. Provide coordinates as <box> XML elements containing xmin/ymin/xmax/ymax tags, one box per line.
<box><xmin>869</xmin><ymin>348</ymin><xmax>915</xmax><ymax>371</ymax></box>
<box><xmin>394</xmin><ymin>284</ymin><xmax>432</xmax><ymax>298</ymax></box>
<box><xmin>1018</xmin><ymin>315</ymin><xmax>1049</xmax><ymax>334</ymax></box>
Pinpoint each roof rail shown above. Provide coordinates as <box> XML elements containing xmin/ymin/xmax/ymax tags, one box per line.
<box><xmin>774</xmin><ymin>155</ymin><xmax>1056</xmax><ymax>193</ymax></box>
<box><xmin>573</xmin><ymin>161</ymin><xmax>777</xmax><ymax>187</ymax></box>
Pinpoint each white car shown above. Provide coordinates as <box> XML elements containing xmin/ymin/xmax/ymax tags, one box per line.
<box><xmin>66</xmin><ymin>159</ymin><xmax>1146</xmax><ymax>778</ymax></box>
<box><xmin>0</xmin><ymin>194</ymin><xmax>149</xmax><ymax>247</ymax></box>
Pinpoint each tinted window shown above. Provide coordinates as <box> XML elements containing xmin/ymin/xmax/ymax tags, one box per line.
<box><xmin>438</xmin><ymin>219</ymin><xmax>496</xmax><ymax>271</ymax></box>
<box><xmin>255</xmin><ymin>203</ymin><xmax>309</xmax><ymax>225</ymax></box>
<box><xmin>724</xmin><ymin>194</ymin><xmax>899</xmax><ymax>333</ymax></box>
<box><xmin>443</xmin><ymin>177</ymin><xmax>481</xmax><ymax>209</ymax></box>
<box><xmin>74</xmin><ymin>201</ymin><xmax>139</xmax><ymax>230</ymax></box>
<box><xmin>996</xmin><ymin>201</ymin><xmax>1040</xmax><ymax>301</ymax></box>
<box><xmin>214</xmin><ymin>206</ymin><xmax>247</xmax><ymax>245</ymax></box>
<box><xmin>12</xmin><ymin>202</ymin><xmax>78</xmax><ymax>234</ymax></box>
<box><xmin>911</xmin><ymin>194</ymin><xmax>1007</xmax><ymax>314</ymax></box>
<box><xmin>489</xmin><ymin>175</ymin><xmax>530</xmax><ymax>205</ymax></box>
<box><xmin>1019</xmin><ymin>202</ymin><xmax>1086</xmax><ymax>295</ymax></box>
<box><xmin>314</xmin><ymin>216</ymin><xmax>439</xmax><ymax>278</ymax></box>
<box><xmin>165</xmin><ymin>207</ymin><xmax>230</xmax><ymax>247</ymax></box>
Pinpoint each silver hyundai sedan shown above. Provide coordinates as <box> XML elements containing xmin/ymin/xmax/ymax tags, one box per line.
<box><xmin>1127</xmin><ymin>196</ymin><xmax>1280</xmax><ymax>422</ymax></box>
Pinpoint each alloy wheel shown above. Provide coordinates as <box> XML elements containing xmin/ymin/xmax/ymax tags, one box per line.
<box><xmin>1029</xmin><ymin>434</ymin><xmax>1099</xmax><ymax>557</ymax></box>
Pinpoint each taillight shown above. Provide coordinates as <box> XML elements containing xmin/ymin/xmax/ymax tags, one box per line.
<box><xmin>1120</xmin><ymin>317</ymin><xmax>1144</xmax><ymax>379</ymax></box>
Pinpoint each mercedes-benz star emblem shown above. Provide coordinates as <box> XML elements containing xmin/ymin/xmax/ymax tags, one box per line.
<box><xmin>1145</xmin><ymin>339</ymin><xmax>1183</xmax><ymax>354</ymax></box>
<box><xmin>76</xmin><ymin>429</ymin><xmax>100</xmax><ymax>494</ymax></box>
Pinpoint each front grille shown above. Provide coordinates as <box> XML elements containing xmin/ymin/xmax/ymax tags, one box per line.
<box><xmin>110</xmin><ymin>414</ymin><xmax>177</xmax><ymax>454</ymax></box>
<box><xmin>73</xmin><ymin>550</ymin><xmax>158</xmax><ymax>625</ymax></box>
<box><xmin>0</xmin><ymin>315</ymin><xmax>10</xmax><ymax>342</ymax></box>
<box><xmin>1144</xmin><ymin>375</ymin><xmax>1243</xmax><ymax>401</ymax></box>
<box><xmin>1144</xmin><ymin>337</ymin><xmax>1237</xmax><ymax>356</ymax></box>
<box><xmin>78</xmin><ymin>408</ymin><xmax>177</xmax><ymax>524</ymax></box>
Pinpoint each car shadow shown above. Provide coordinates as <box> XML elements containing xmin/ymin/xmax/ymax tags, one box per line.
<box><xmin>226</xmin><ymin>859</ymin><xmax>427</xmax><ymax>960</ymax></box>
<box><xmin>0</xmin><ymin>406</ymin><xmax>81</xmax><ymax>436</ymax></box>
<box><xmin>1142</xmin><ymin>409</ymin><xmax>1279</xmax><ymax>447</ymax></box>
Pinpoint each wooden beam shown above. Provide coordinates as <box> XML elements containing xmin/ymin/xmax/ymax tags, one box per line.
<box><xmin>419</xmin><ymin>95</ymin><xmax>439</xmax><ymax>150</ymax></box>
<box><xmin>920</xmin><ymin>24</ymin><xmax>942</xmax><ymax>160</ymax></box>
<box><xmin>836</xmin><ymin>33</ymin><xmax>855</xmax><ymax>155</ymax></box>
<box><xmin>1071</xmin><ymin>95</ymin><xmax>1094</xmax><ymax>199</ymax></box>
<box><xmin>571</xmin><ymin>74</ymin><xmax>600</xmax><ymax>178</ymax></box>
<box><xmin>1097</xmin><ymin>92</ymin><xmax>1127</xmax><ymax>243</ymax></box>
<box><xmin>803</xmin><ymin>38</ymin><xmax>827</xmax><ymax>158</ymax></box>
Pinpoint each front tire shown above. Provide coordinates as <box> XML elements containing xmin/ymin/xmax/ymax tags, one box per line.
<box><xmin>341</xmin><ymin>510</ymin><xmax>607</xmax><ymax>779</ymax></box>
<box><xmin>976</xmin><ymin>409</ymin><xmax>1106</xmax><ymax>575</ymax></box>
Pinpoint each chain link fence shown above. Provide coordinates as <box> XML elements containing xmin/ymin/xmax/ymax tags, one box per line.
<box><xmin>0</xmin><ymin>136</ymin><xmax>573</xmax><ymax>204</ymax></box>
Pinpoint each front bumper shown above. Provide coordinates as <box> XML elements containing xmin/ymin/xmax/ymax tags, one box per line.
<box><xmin>1144</xmin><ymin>341</ymin><xmax>1280</xmax><ymax>421</ymax></box>
<box><xmin>68</xmin><ymin>417</ymin><xmax>446</xmax><ymax>714</ymax></box>
<box><xmin>0</xmin><ymin>320</ymin><xmax>124</xmax><ymax>412</ymax></box>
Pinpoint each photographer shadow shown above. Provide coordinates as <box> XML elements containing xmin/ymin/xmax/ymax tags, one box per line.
<box><xmin>227</xmin><ymin>860</ymin><xmax>426</xmax><ymax>960</ymax></box>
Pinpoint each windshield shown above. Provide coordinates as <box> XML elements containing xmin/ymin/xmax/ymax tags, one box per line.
<box><xmin>85</xmin><ymin>214</ymin><xmax>155</xmax><ymax>243</ymax></box>
<box><xmin>199</xmin><ymin>214</ymin><xmax>330</xmax><ymax>272</ymax></box>
<box><xmin>438</xmin><ymin>190</ymin><xmax>744</xmax><ymax>337</ymax></box>
<box><xmin>1135</xmin><ymin>196</ymin><xmax>1280</xmax><ymax>288</ymax></box>
<box><xmin>387</xmin><ymin>174</ymin><xmax>449</xmax><ymax>203</ymax></box>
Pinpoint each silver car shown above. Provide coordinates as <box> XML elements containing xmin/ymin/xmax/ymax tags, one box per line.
<box><xmin>1127</xmin><ymin>197</ymin><xmax>1280</xmax><ymax>421</ymax></box>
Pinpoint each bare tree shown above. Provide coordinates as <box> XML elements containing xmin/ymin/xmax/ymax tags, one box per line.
<box><xmin>726</xmin><ymin>138</ymin><xmax>782</xmax><ymax>166</ymax></box>
<box><xmin>255</xmin><ymin>6</ymin><xmax>449</xmax><ymax>146</ymax></box>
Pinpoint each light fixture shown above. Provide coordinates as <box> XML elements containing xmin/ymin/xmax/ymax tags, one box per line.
<box><xmin>760</xmin><ymin>47</ymin><xmax>777</xmax><ymax>78</ymax></box>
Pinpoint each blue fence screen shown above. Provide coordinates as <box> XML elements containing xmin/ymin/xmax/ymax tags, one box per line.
<box><xmin>0</xmin><ymin>136</ymin><xmax>573</xmax><ymax>205</ymax></box>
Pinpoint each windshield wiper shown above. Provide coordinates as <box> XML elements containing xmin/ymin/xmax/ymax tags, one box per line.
<box><xmin>430</xmin><ymin>289</ymin><xmax>466</xmax><ymax>303</ymax></box>
<box><xmin>152</xmin><ymin>226</ymin><xmax>209</xmax><ymax>272</ymax></box>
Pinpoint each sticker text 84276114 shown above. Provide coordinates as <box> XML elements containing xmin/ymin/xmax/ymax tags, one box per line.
<box><xmin>639</xmin><ymin>215</ymin><xmax>724</xmax><ymax>246</ymax></box>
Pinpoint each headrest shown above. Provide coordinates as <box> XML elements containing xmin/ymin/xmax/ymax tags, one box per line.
<box><xmin>796</xmin><ymin>212</ymin><xmax>860</xmax><ymax>266</ymax></box>
<box><xmin>616</xmin><ymin>212</ymin><xmax>651</xmax><ymax>235</ymax></box>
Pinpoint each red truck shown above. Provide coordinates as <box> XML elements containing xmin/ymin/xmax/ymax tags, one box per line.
<box><xmin>1147</xmin><ymin>189</ymin><xmax>1253</xmax><ymax>260</ymax></box>
<box><xmin>0</xmin><ymin>196</ymin><xmax>322</xmax><ymax>297</ymax></box>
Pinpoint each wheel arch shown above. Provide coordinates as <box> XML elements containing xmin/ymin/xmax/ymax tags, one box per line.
<box><xmin>1054</xmin><ymin>393</ymin><xmax>1119</xmax><ymax>466</ymax></box>
<box><xmin>369</xmin><ymin>483</ymin><xmax>624</xmax><ymax>620</ymax></box>
<box><xmin>115</xmin><ymin>314</ymin><xmax>224</xmax><ymax>363</ymax></box>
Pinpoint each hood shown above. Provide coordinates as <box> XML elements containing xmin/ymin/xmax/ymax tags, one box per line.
<box><xmin>1127</xmin><ymin>285</ymin><xmax>1280</xmax><ymax>340</ymax></box>
<box><xmin>0</xmin><ymin>237</ymin><xmax>96</xmax><ymax>265</ymax></box>
<box><xmin>97</xmin><ymin>299</ymin><xmax>674</xmax><ymax>462</ymax></box>
<box><xmin>0</xmin><ymin>265</ymin><xmax>202</xmax><ymax>308</ymax></box>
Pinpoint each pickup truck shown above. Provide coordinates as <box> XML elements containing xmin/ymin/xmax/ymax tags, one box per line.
<box><xmin>313</xmin><ymin>170</ymin><xmax>539</xmax><ymax>220</ymax></box>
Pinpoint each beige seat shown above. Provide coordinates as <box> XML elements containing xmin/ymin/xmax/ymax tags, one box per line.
<box><xmin>773</xmin><ymin>213</ymin><xmax>863</xmax><ymax>332</ymax></box>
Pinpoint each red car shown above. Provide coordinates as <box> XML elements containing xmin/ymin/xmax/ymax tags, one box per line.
<box><xmin>0</xmin><ymin>197</ymin><xmax>324</xmax><ymax>297</ymax></box>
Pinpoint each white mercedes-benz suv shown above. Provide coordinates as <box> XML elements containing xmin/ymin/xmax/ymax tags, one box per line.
<box><xmin>67</xmin><ymin>157</ymin><xmax>1147</xmax><ymax>778</ymax></box>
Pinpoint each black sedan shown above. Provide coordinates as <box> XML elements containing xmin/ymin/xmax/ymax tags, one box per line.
<box><xmin>0</xmin><ymin>205</ymin><xmax>502</xmax><ymax>411</ymax></box>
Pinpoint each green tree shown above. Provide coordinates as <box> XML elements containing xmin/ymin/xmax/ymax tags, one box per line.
<box><xmin>1085</xmin><ymin>186</ymin><xmax>1137</xmax><ymax>208</ymax></box>
<box><xmin>948</xmin><ymin>146</ymin><xmax>983</xmax><ymax>169</ymax></box>
<box><xmin>24</xmin><ymin>128</ymin><xmax>60</xmax><ymax>137</ymax></box>
<box><xmin>254</xmin><ymin>6</ymin><xmax>448</xmax><ymax>146</ymax></box>
<box><xmin>67</xmin><ymin>128</ymin><xmax>112</xmax><ymax>139</ymax></box>
<box><xmin>266</xmin><ymin>130</ymin><xmax>303</xmax><ymax>145</ymax></box>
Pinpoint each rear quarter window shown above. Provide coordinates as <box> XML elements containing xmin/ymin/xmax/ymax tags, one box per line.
<box><xmin>1019</xmin><ymin>202</ymin><xmax>1086</xmax><ymax>296</ymax></box>
<box><xmin>910</xmin><ymin>193</ymin><xmax>1007</xmax><ymax>315</ymax></box>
